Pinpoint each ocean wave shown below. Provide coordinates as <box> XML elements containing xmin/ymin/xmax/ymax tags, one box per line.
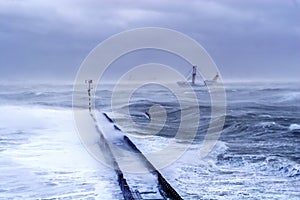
<box><xmin>0</xmin><ymin>105</ymin><xmax>71</xmax><ymax>133</ymax></box>
<box><xmin>168</xmin><ymin>141</ymin><xmax>229</xmax><ymax>174</ymax></box>
<box><xmin>217</xmin><ymin>154</ymin><xmax>300</xmax><ymax>178</ymax></box>
<box><xmin>289</xmin><ymin>124</ymin><xmax>300</xmax><ymax>131</ymax></box>
<box><xmin>256</xmin><ymin>121</ymin><xmax>278</xmax><ymax>128</ymax></box>
<box><xmin>205</xmin><ymin>141</ymin><xmax>229</xmax><ymax>161</ymax></box>
<box><xmin>278</xmin><ymin>92</ymin><xmax>300</xmax><ymax>103</ymax></box>
<box><xmin>265</xmin><ymin>156</ymin><xmax>300</xmax><ymax>177</ymax></box>
<box><xmin>259</xmin><ymin>114</ymin><xmax>272</xmax><ymax>118</ymax></box>
<box><xmin>252</xmin><ymin>121</ymin><xmax>290</xmax><ymax>131</ymax></box>
<box><xmin>0</xmin><ymin>106</ymin><xmax>119</xmax><ymax>199</ymax></box>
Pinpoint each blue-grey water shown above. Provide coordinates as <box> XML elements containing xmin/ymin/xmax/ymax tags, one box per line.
<box><xmin>0</xmin><ymin>82</ymin><xmax>299</xmax><ymax>199</ymax></box>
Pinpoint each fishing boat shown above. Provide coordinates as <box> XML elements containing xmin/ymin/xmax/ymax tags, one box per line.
<box><xmin>204</xmin><ymin>74</ymin><xmax>219</xmax><ymax>86</ymax></box>
<box><xmin>177</xmin><ymin>65</ymin><xmax>219</xmax><ymax>87</ymax></box>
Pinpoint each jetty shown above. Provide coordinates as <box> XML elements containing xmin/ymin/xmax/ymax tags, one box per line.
<box><xmin>91</xmin><ymin>112</ymin><xmax>183</xmax><ymax>200</ymax></box>
<box><xmin>82</xmin><ymin>79</ymin><xmax>182</xmax><ymax>199</ymax></box>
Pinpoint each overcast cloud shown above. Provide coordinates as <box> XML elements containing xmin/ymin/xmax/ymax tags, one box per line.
<box><xmin>0</xmin><ymin>0</ymin><xmax>299</xmax><ymax>82</ymax></box>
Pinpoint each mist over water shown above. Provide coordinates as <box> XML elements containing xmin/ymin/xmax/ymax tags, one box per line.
<box><xmin>0</xmin><ymin>82</ymin><xmax>299</xmax><ymax>199</ymax></box>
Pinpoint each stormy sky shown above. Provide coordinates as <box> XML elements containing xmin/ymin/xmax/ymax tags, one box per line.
<box><xmin>0</xmin><ymin>0</ymin><xmax>299</xmax><ymax>82</ymax></box>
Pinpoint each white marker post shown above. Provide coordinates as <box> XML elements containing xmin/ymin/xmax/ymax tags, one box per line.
<box><xmin>85</xmin><ymin>79</ymin><xmax>93</xmax><ymax>112</ymax></box>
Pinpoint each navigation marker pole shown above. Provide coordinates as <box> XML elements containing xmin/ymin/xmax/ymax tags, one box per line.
<box><xmin>192</xmin><ymin>65</ymin><xmax>197</xmax><ymax>85</ymax></box>
<box><xmin>85</xmin><ymin>79</ymin><xmax>93</xmax><ymax>112</ymax></box>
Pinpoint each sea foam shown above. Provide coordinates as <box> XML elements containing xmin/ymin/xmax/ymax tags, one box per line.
<box><xmin>289</xmin><ymin>124</ymin><xmax>300</xmax><ymax>131</ymax></box>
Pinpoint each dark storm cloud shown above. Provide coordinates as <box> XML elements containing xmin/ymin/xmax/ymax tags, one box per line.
<box><xmin>0</xmin><ymin>0</ymin><xmax>299</xmax><ymax>82</ymax></box>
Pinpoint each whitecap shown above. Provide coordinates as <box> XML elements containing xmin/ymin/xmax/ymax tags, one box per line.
<box><xmin>280</xmin><ymin>92</ymin><xmax>300</xmax><ymax>102</ymax></box>
<box><xmin>289</xmin><ymin>124</ymin><xmax>300</xmax><ymax>131</ymax></box>
<box><xmin>259</xmin><ymin>114</ymin><xmax>272</xmax><ymax>118</ymax></box>
<box><xmin>265</xmin><ymin>156</ymin><xmax>300</xmax><ymax>177</ymax></box>
<box><xmin>256</xmin><ymin>121</ymin><xmax>277</xmax><ymax>128</ymax></box>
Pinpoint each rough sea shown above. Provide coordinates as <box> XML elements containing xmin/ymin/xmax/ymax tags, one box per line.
<box><xmin>0</xmin><ymin>82</ymin><xmax>299</xmax><ymax>199</ymax></box>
